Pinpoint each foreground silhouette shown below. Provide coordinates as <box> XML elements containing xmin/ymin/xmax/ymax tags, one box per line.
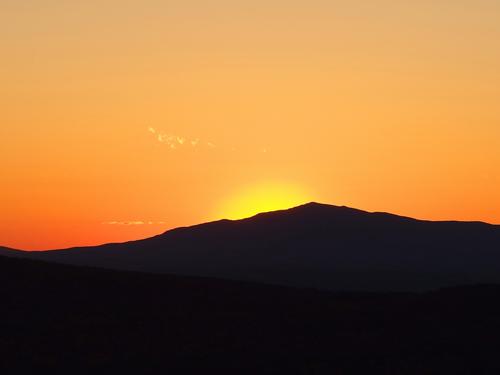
<box><xmin>3</xmin><ymin>202</ymin><xmax>500</xmax><ymax>291</ymax></box>
<box><xmin>2</xmin><ymin>254</ymin><xmax>500</xmax><ymax>373</ymax></box>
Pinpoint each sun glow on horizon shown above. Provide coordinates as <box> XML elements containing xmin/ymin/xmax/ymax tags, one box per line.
<box><xmin>220</xmin><ymin>183</ymin><xmax>312</xmax><ymax>220</ymax></box>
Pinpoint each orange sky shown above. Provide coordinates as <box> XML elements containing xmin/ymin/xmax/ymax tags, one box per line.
<box><xmin>1</xmin><ymin>1</ymin><xmax>499</xmax><ymax>250</ymax></box>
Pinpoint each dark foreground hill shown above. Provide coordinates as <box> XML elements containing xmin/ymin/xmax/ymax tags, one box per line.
<box><xmin>2</xmin><ymin>254</ymin><xmax>500</xmax><ymax>374</ymax></box>
<box><xmin>7</xmin><ymin>202</ymin><xmax>500</xmax><ymax>291</ymax></box>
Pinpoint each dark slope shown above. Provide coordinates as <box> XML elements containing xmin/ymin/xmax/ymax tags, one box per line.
<box><xmin>2</xmin><ymin>254</ymin><xmax>500</xmax><ymax>373</ymax></box>
<box><xmin>0</xmin><ymin>246</ymin><xmax>24</xmax><ymax>256</ymax></box>
<box><xmin>8</xmin><ymin>202</ymin><xmax>500</xmax><ymax>291</ymax></box>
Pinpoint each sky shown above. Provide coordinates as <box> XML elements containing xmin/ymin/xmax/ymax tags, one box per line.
<box><xmin>1</xmin><ymin>0</ymin><xmax>500</xmax><ymax>250</ymax></box>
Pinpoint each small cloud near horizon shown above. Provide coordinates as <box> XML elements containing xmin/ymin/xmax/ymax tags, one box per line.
<box><xmin>102</xmin><ymin>221</ymin><xmax>167</xmax><ymax>226</ymax></box>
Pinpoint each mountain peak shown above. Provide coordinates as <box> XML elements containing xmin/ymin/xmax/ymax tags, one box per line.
<box><xmin>296</xmin><ymin>201</ymin><xmax>329</xmax><ymax>208</ymax></box>
<box><xmin>292</xmin><ymin>201</ymin><xmax>366</xmax><ymax>210</ymax></box>
<box><xmin>285</xmin><ymin>201</ymin><xmax>367</xmax><ymax>215</ymax></box>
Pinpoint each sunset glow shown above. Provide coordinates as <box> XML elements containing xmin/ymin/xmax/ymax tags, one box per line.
<box><xmin>220</xmin><ymin>183</ymin><xmax>311</xmax><ymax>220</ymax></box>
<box><xmin>1</xmin><ymin>1</ymin><xmax>500</xmax><ymax>250</ymax></box>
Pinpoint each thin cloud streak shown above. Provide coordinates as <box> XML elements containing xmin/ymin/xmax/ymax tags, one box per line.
<box><xmin>102</xmin><ymin>221</ymin><xmax>167</xmax><ymax>226</ymax></box>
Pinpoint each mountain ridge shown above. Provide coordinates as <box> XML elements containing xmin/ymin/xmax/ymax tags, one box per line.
<box><xmin>3</xmin><ymin>202</ymin><xmax>497</xmax><ymax>253</ymax></box>
<box><xmin>4</xmin><ymin>251</ymin><xmax>500</xmax><ymax>373</ymax></box>
<box><xmin>3</xmin><ymin>202</ymin><xmax>500</xmax><ymax>292</ymax></box>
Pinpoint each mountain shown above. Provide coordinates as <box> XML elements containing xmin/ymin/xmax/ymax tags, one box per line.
<box><xmin>5</xmin><ymin>202</ymin><xmax>500</xmax><ymax>291</ymax></box>
<box><xmin>4</xmin><ymin>253</ymin><xmax>500</xmax><ymax>373</ymax></box>
<box><xmin>0</xmin><ymin>246</ymin><xmax>25</xmax><ymax>258</ymax></box>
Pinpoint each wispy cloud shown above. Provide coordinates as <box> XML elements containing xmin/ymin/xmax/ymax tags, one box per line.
<box><xmin>147</xmin><ymin>127</ymin><xmax>216</xmax><ymax>150</ymax></box>
<box><xmin>147</xmin><ymin>127</ymin><xmax>271</xmax><ymax>154</ymax></box>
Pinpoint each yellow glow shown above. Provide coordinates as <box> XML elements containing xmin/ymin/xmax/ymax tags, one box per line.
<box><xmin>220</xmin><ymin>183</ymin><xmax>311</xmax><ymax>220</ymax></box>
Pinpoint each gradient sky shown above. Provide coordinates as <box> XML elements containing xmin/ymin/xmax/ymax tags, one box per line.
<box><xmin>2</xmin><ymin>0</ymin><xmax>500</xmax><ymax>250</ymax></box>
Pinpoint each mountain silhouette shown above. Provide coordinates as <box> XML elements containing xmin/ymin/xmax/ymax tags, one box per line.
<box><xmin>5</xmin><ymin>252</ymin><xmax>500</xmax><ymax>373</ymax></box>
<box><xmin>5</xmin><ymin>202</ymin><xmax>500</xmax><ymax>291</ymax></box>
